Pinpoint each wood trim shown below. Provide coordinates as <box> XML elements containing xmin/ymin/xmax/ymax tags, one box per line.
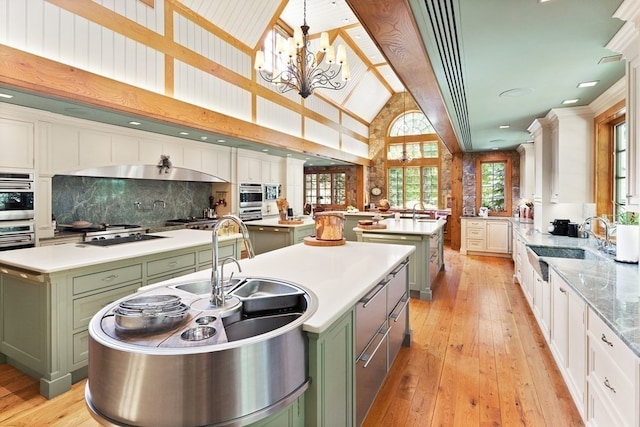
<box><xmin>450</xmin><ymin>152</ymin><xmax>463</xmax><ymax>250</ymax></box>
<box><xmin>474</xmin><ymin>153</ymin><xmax>512</xmax><ymax>217</ymax></box>
<box><xmin>139</xmin><ymin>0</ymin><xmax>154</xmax><ymax>8</ymax></box>
<box><xmin>0</xmin><ymin>44</ymin><xmax>371</xmax><ymax>166</ymax></box>
<box><xmin>346</xmin><ymin>0</ymin><xmax>461</xmax><ymax>155</ymax></box>
<box><xmin>594</xmin><ymin>99</ymin><xmax>626</xmax><ymax>222</ymax></box>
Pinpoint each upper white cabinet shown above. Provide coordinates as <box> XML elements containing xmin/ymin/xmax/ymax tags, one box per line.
<box><xmin>546</xmin><ymin>107</ymin><xmax>593</xmax><ymax>204</ymax></box>
<box><xmin>262</xmin><ymin>157</ymin><xmax>283</xmax><ymax>184</ymax></box>
<box><xmin>517</xmin><ymin>143</ymin><xmax>535</xmax><ymax>200</ymax></box>
<box><xmin>0</xmin><ymin>118</ymin><xmax>34</xmax><ymax>170</ymax></box>
<box><xmin>237</xmin><ymin>151</ymin><xmax>262</xmax><ymax>183</ymax></box>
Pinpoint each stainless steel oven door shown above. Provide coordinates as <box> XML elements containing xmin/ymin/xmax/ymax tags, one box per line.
<box><xmin>0</xmin><ymin>172</ymin><xmax>35</xmax><ymax>221</ymax></box>
<box><xmin>0</xmin><ymin>221</ymin><xmax>35</xmax><ymax>250</ymax></box>
<box><xmin>239</xmin><ymin>183</ymin><xmax>263</xmax><ymax>208</ymax></box>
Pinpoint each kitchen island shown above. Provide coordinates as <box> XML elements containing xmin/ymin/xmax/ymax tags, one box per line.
<box><xmin>244</xmin><ymin>216</ymin><xmax>315</xmax><ymax>254</ymax></box>
<box><xmin>355</xmin><ymin>218</ymin><xmax>446</xmax><ymax>301</ymax></box>
<box><xmin>0</xmin><ymin>229</ymin><xmax>242</xmax><ymax>398</ymax></box>
<box><xmin>85</xmin><ymin>240</ymin><xmax>414</xmax><ymax>426</ymax></box>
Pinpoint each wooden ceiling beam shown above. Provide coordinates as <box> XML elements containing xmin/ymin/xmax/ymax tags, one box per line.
<box><xmin>346</xmin><ymin>0</ymin><xmax>461</xmax><ymax>154</ymax></box>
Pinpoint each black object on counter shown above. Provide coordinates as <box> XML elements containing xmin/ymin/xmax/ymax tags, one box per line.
<box><xmin>550</xmin><ymin>219</ymin><xmax>571</xmax><ymax>235</ymax></box>
<box><xmin>567</xmin><ymin>222</ymin><xmax>580</xmax><ymax>237</ymax></box>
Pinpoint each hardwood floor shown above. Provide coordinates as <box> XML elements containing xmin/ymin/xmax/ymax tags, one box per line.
<box><xmin>364</xmin><ymin>248</ymin><xmax>583</xmax><ymax>426</ymax></box>
<box><xmin>0</xmin><ymin>247</ymin><xmax>582</xmax><ymax>426</ymax></box>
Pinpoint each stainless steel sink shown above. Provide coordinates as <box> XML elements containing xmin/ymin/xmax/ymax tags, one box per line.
<box><xmin>230</xmin><ymin>279</ymin><xmax>305</xmax><ymax>313</ymax></box>
<box><xmin>223</xmin><ymin>313</ymin><xmax>302</xmax><ymax>342</ymax></box>
<box><xmin>173</xmin><ymin>278</ymin><xmax>243</xmax><ymax>295</ymax></box>
<box><xmin>526</xmin><ymin>245</ymin><xmax>600</xmax><ymax>281</ymax></box>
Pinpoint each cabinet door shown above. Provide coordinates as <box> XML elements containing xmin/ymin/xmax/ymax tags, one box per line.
<box><xmin>0</xmin><ymin>118</ymin><xmax>34</xmax><ymax>169</ymax></box>
<box><xmin>238</xmin><ymin>155</ymin><xmax>262</xmax><ymax>183</ymax></box>
<box><xmin>550</xmin><ymin>270</ymin><xmax>568</xmax><ymax>368</ymax></box>
<box><xmin>249</xmin><ymin>227</ymin><xmax>290</xmax><ymax>255</ymax></box>
<box><xmin>486</xmin><ymin>221</ymin><xmax>510</xmax><ymax>253</ymax></box>
<box><xmin>566</xmin><ymin>284</ymin><xmax>586</xmax><ymax>414</ymax></box>
<box><xmin>306</xmin><ymin>310</ymin><xmax>354</xmax><ymax>427</ymax></box>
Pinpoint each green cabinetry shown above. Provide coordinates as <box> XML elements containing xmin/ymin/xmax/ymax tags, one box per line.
<box><xmin>247</xmin><ymin>224</ymin><xmax>314</xmax><ymax>255</ymax></box>
<box><xmin>356</xmin><ymin>229</ymin><xmax>442</xmax><ymax>301</ymax></box>
<box><xmin>306</xmin><ymin>309</ymin><xmax>355</xmax><ymax>426</ymax></box>
<box><xmin>0</xmin><ymin>238</ymin><xmax>240</xmax><ymax>398</ymax></box>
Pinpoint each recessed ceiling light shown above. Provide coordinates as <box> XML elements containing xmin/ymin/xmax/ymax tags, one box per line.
<box><xmin>179</xmin><ymin>131</ymin><xmax>189</xmax><ymax>135</ymax></box>
<box><xmin>499</xmin><ymin>125</ymin><xmax>510</xmax><ymax>129</ymax></box>
<box><xmin>492</xmin><ymin>147</ymin><xmax>499</xmax><ymax>150</ymax></box>
<box><xmin>577</xmin><ymin>81</ymin><xmax>598</xmax><ymax>88</ymax></box>
<box><xmin>128</xmin><ymin>121</ymin><xmax>141</xmax><ymax>126</ymax></box>
<box><xmin>342</xmin><ymin>18</ymin><xmax>349</xmax><ymax>24</ymax></box>
<box><xmin>562</xmin><ymin>99</ymin><xmax>579</xmax><ymax>105</ymax></box>
<box><xmin>599</xmin><ymin>54</ymin><xmax>622</xmax><ymax>64</ymax></box>
<box><xmin>0</xmin><ymin>93</ymin><xmax>14</xmax><ymax>99</ymax></box>
<box><xmin>200</xmin><ymin>136</ymin><xmax>208</xmax><ymax>140</ymax></box>
<box><xmin>262</xmin><ymin>148</ymin><xmax>269</xmax><ymax>152</ymax></box>
<box><xmin>217</xmin><ymin>139</ymin><xmax>226</xmax><ymax>143</ymax></box>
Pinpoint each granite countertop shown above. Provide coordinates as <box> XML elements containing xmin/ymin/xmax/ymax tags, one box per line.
<box><xmin>137</xmin><ymin>241</ymin><xmax>416</xmax><ymax>334</ymax></box>
<box><xmin>512</xmin><ymin>220</ymin><xmax>640</xmax><ymax>357</ymax></box>
<box><xmin>0</xmin><ymin>229</ymin><xmax>241</xmax><ymax>274</ymax></box>
<box><xmin>354</xmin><ymin>217</ymin><xmax>447</xmax><ymax>236</ymax></box>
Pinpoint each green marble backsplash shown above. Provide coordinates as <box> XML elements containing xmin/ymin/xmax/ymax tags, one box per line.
<box><xmin>52</xmin><ymin>176</ymin><xmax>212</xmax><ymax>226</ymax></box>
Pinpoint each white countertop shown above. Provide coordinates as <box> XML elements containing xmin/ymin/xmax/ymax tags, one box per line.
<box><xmin>0</xmin><ymin>229</ymin><xmax>241</xmax><ymax>274</ymax></box>
<box><xmin>354</xmin><ymin>218</ymin><xmax>447</xmax><ymax>236</ymax></box>
<box><xmin>144</xmin><ymin>241</ymin><xmax>415</xmax><ymax>334</ymax></box>
<box><xmin>244</xmin><ymin>217</ymin><xmax>315</xmax><ymax>228</ymax></box>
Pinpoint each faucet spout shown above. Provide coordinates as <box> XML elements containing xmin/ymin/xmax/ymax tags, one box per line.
<box><xmin>580</xmin><ymin>216</ymin><xmax>612</xmax><ymax>250</ymax></box>
<box><xmin>210</xmin><ymin>215</ymin><xmax>255</xmax><ymax>307</ymax></box>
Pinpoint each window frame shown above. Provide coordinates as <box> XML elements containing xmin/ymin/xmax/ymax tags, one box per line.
<box><xmin>475</xmin><ymin>154</ymin><xmax>512</xmax><ymax>217</ymax></box>
<box><xmin>304</xmin><ymin>170</ymin><xmax>347</xmax><ymax>209</ymax></box>
<box><xmin>385</xmin><ymin>110</ymin><xmax>442</xmax><ymax>209</ymax></box>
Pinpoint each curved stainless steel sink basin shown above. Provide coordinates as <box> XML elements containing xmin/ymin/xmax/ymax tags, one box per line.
<box><xmin>86</xmin><ymin>277</ymin><xmax>317</xmax><ymax>427</ymax></box>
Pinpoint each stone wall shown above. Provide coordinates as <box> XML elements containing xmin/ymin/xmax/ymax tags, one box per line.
<box><xmin>368</xmin><ymin>92</ymin><xmax>452</xmax><ymax>209</ymax></box>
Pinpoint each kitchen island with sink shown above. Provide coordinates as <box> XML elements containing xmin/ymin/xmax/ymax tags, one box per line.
<box><xmin>355</xmin><ymin>218</ymin><xmax>446</xmax><ymax>301</ymax></box>
<box><xmin>0</xmin><ymin>229</ymin><xmax>242</xmax><ymax>398</ymax></box>
<box><xmin>85</xmin><ymin>240</ymin><xmax>414</xmax><ymax>426</ymax></box>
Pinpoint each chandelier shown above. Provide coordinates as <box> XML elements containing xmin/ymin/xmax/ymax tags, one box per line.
<box><xmin>254</xmin><ymin>0</ymin><xmax>351</xmax><ymax>99</ymax></box>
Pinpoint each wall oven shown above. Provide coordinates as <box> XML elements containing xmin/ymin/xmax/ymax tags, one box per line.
<box><xmin>239</xmin><ymin>183</ymin><xmax>263</xmax><ymax>208</ymax></box>
<box><xmin>0</xmin><ymin>172</ymin><xmax>35</xmax><ymax>221</ymax></box>
<box><xmin>0</xmin><ymin>220</ymin><xmax>35</xmax><ymax>251</ymax></box>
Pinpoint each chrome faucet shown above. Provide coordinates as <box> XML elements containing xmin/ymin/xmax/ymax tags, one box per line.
<box><xmin>210</xmin><ymin>215</ymin><xmax>255</xmax><ymax>307</ymax></box>
<box><xmin>581</xmin><ymin>216</ymin><xmax>612</xmax><ymax>251</ymax></box>
<box><xmin>412</xmin><ymin>201</ymin><xmax>426</xmax><ymax>220</ymax></box>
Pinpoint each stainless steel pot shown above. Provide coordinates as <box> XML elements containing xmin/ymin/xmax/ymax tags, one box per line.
<box><xmin>114</xmin><ymin>295</ymin><xmax>190</xmax><ymax>333</ymax></box>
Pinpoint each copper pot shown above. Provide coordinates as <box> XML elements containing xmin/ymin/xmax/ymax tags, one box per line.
<box><xmin>314</xmin><ymin>212</ymin><xmax>344</xmax><ymax>241</ymax></box>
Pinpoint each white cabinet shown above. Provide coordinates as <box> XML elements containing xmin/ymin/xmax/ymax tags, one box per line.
<box><xmin>460</xmin><ymin>218</ymin><xmax>511</xmax><ymax>255</ymax></box>
<box><xmin>531</xmin><ymin>268</ymin><xmax>550</xmax><ymax>340</ymax></box>
<box><xmin>546</xmin><ymin>108</ymin><xmax>593</xmax><ymax>204</ymax></box>
<box><xmin>586</xmin><ymin>308</ymin><xmax>638</xmax><ymax>427</ymax></box>
<box><xmin>517</xmin><ymin>143</ymin><xmax>535</xmax><ymax>200</ymax></box>
<box><xmin>0</xmin><ymin>118</ymin><xmax>34</xmax><ymax>170</ymax></box>
<box><xmin>237</xmin><ymin>152</ymin><xmax>262</xmax><ymax>183</ymax></box>
<box><xmin>549</xmin><ymin>269</ymin><xmax>586</xmax><ymax>416</ymax></box>
<box><xmin>262</xmin><ymin>157</ymin><xmax>283</xmax><ymax>184</ymax></box>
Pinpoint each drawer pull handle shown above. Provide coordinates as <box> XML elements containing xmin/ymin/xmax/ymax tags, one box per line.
<box><xmin>559</xmin><ymin>287</ymin><xmax>567</xmax><ymax>293</ymax></box>
<box><xmin>102</xmin><ymin>274</ymin><xmax>119</xmax><ymax>281</ymax></box>
<box><xmin>168</xmin><ymin>261</ymin><xmax>178</xmax><ymax>267</ymax></box>
<box><xmin>601</xmin><ymin>334</ymin><xmax>613</xmax><ymax>347</ymax></box>
<box><xmin>604</xmin><ymin>377</ymin><xmax>616</xmax><ymax>393</ymax></box>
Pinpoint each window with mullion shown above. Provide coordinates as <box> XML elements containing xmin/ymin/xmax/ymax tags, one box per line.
<box><xmin>614</xmin><ymin>121</ymin><xmax>627</xmax><ymax>220</ymax></box>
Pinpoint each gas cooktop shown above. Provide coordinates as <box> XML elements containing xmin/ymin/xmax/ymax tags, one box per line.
<box><xmin>78</xmin><ymin>234</ymin><xmax>167</xmax><ymax>247</ymax></box>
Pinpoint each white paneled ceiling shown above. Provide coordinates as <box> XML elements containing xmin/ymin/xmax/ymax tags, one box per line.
<box><xmin>344</xmin><ymin>71</ymin><xmax>392</xmax><ymax>122</ymax></box>
<box><xmin>179</xmin><ymin>0</ymin><xmax>281</xmax><ymax>48</ymax></box>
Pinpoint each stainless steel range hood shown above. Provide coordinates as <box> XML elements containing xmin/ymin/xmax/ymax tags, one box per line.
<box><xmin>61</xmin><ymin>165</ymin><xmax>227</xmax><ymax>182</ymax></box>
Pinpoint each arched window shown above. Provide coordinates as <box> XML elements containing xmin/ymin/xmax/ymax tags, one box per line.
<box><xmin>386</xmin><ymin>111</ymin><xmax>441</xmax><ymax>209</ymax></box>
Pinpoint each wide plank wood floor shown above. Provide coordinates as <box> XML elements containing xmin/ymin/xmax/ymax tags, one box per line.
<box><xmin>0</xmin><ymin>247</ymin><xmax>582</xmax><ymax>426</ymax></box>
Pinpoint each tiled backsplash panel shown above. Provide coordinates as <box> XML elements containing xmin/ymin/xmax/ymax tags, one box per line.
<box><xmin>52</xmin><ymin>176</ymin><xmax>212</xmax><ymax>226</ymax></box>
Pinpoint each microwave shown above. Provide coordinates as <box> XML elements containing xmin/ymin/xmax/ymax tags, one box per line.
<box><xmin>0</xmin><ymin>172</ymin><xmax>35</xmax><ymax>221</ymax></box>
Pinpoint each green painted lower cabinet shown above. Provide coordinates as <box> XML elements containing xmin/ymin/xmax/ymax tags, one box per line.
<box><xmin>247</xmin><ymin>224</ymin><xmax>314</xmax><ymax>255</ymax></box>
<box><xmin>0</xmin><ymin>239</ymin><xmax>240</xmax><ymax>399</ymax></box>
<box><xmin>250</xmin><ymin>395</ymin><xmax>305</xmax><ymax>427</ymax></box>
<box><xmin>305</xmin><ymin>309</ymin><xmax>355</xmax><ymax>426</ymax></box>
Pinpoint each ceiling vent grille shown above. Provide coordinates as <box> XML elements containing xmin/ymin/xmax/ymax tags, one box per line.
<box><xmin>422</xmin><ymin>0</ymin><xmax>472</xmax><ymax>151</ymax></box>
